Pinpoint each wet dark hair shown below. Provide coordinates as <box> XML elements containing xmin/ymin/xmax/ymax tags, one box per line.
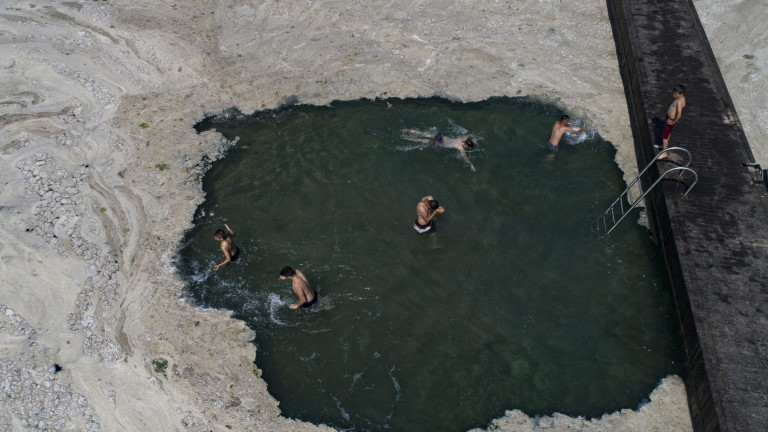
<box><xmin>427</xmin><ymin>199</ymin><xmax>440</xmax><ymax>210</ymax></box>
<box><xmin>560</xmin><ymin>115</ymin><xmax>570</xmax><ymax>122</ymax></box>
<box><xmin>673</xmin><ymin>84</ymin><xmax>685</xmax><ymax>94</ymax></box>
<box><xmin>463</xmin><ymin>136</ymin><xmax>476</xmax><ymax>148</ymax></box>
<box><xmin>214</xmin><ymin>229</ymin><xmax>227</xmax><ymax>239</ymax></box>
<box><xmin>280</xmin><ymin>266</ymin><xmax>296</xmax><ymax>277</ymax></box>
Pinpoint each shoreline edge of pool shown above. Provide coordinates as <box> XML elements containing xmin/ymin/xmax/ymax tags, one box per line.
<box><xmin>1</xmin><ymin>1</ymin><xmax>764</xmax><ymax>431</ymax></box>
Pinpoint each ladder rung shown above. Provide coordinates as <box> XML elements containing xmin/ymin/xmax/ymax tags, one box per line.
<box><xmin>594</xmin><ymin>147</ymin><xmax>697</xmax><ymax>237</ymax></box>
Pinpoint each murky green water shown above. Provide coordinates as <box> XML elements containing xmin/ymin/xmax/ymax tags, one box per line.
<box><xmin>179</xmin><ymin>98</ymin><xmax>684</xmax><ymax>432</ymax></box>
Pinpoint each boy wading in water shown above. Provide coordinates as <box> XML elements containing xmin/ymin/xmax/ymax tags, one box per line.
<box><xmin>280</xmin><ymin>266</ymin><xmax>317</xmax><ymax>309</ymax></box>
<box><xmin>657</xmin><ymin>84</ymin><xmax>686</xmax><ymax>160</ymax></box>
<box><xmin>546</xmin><ymin>115</ymin><xmax>587</xmax><ymax>152</ymax></box>
<box><xmin>213</xmin><ymin>223</ymin><xmax>238</xmax><ymax>270</ymax></box>
<box><xmin>414</xmin><ymin>195</ymin><xmax>444</xmax><ymax>234</ymax></box>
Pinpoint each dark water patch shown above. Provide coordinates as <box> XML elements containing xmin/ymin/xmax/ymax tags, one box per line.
<box><xmin>179</xmin><ymin>97</ymin><xmax>684</xmax><ymax>432</ymax></box>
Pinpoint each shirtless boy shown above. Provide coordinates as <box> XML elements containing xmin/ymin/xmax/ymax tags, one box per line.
<box><xmin>280</xmin><ymin>266</ymin><xmax>317</xmax><ymax>309</ymax></box>
<box><xmin>213</xmin><ymin>223</ymin><xmax>237</xmax><ymax>270</ymax></box>
<box><xmin>414</xmin><ymin>195</ymin><xmax>444</xmax><ymax>234</ymax></box>
<box><xmin>401</xmin><ymin>129</ymin><xmax>479</xmax><ymax>171</ymax></box>
<box><xmin>546</xmin><ymin>115</ymin><xmax>587</xmax><ymax>152</ymax></box>
<box><xmin>657</xmin><ymin>85</ymin><xmax>686</xmax><ymax>159</ymax></box>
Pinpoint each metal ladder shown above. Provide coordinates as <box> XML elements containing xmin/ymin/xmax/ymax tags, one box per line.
<box><xmin>595</xmin><ymin>147</ymin><xmax>698</xmax><ymax>237</ymax></box>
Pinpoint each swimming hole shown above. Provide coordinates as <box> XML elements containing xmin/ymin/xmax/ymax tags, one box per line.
<box><xmin>178</xmin><ymin>97</ymin><xmax>684</xmax><ymax>432</ymax></box>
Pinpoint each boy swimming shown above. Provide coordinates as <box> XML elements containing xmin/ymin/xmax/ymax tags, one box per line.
<box><xmin>401</xmin><ymin>128</ymin><xmax>479</xmax><ymax>171</ymax></box>
<box><xmin>213</xmin><ymin>223</ymin><xmax>238</xmax><ymax>270</ymax></box>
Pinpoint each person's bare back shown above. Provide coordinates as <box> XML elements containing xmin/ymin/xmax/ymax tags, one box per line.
<box><xmin>280</xmin><ymin>266</ymin><xmax>316</xmax><ymax>309</ymax></box>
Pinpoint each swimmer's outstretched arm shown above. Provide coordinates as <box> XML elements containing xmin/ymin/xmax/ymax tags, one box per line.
<box><xmin>565</xmin><ymin>125</ymin><xmax>587</xmax><ymax>135</ymax></box>
<box><xmin>214</xmin><ymin>247</ymin><xmax>234</xmax><ymax>271</ymax></box>
<box><xmin>460</xmin><ymin>150</ymin><xmax>476</xmax><ymax>172</ymax></box>
<box><xmin>224</xmin><ymin>223</ymin><xmax>236</xmax><ymax>237</ymax></box>
<box><xmin>563</xmin><ymin>121</ymin><xmax>587</xmax><ymax>134</ymax></box>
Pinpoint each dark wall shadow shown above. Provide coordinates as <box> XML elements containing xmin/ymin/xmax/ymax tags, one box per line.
<box><xmin>651</xmin><ymin>117</ymin><xmax>664</xmax><ymax>148</ymax></box>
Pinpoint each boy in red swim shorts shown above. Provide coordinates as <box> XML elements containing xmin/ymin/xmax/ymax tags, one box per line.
<box><xmin>657</xmin><ymin>85</ymin><xmax>686</xmax><ymax>159</ymax></box>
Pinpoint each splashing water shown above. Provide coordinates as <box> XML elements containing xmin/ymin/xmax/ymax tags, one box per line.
<box><xmin>178</xmin><ymin>98</ymin><xmax>684</xmax><ymax>432</ymax></box>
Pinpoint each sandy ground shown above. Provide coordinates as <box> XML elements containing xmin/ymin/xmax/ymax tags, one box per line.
<box><xmin>0</xmin><ymin>0</ymin><xmax>763</xmax><ymax>431</ymax></box>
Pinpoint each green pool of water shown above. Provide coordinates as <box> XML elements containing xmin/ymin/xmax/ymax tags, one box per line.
<box><xmin>179</xmin><ymin>98</ymin><xmax>684</xmax><ymax>432</ymax></box>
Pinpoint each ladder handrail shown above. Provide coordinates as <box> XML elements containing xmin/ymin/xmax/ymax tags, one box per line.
<box><xmin>626</xmin><ymin>146</ymin><xmax>692</xmax><ymax>205</ymax></box>
<box><xmin>658</xmin><ymin>166</ymin><xmax>699</xmax><ymax>197</ymax></box>
<box><xmin>600</xmin><ymin>147</ymin><xmax>691</xmax><ymax>219</ymax></box>
<box><xmin>598</xmin><ymin>165</ymin><xmax>698</xmax><ymax>236</ymax></box>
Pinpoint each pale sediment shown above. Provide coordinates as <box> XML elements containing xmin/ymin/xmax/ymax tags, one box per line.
<box><xmin>694</xmin><ymin>0</ymin><xmax>768</xmax><ymax>166</ymax></box>
<box><xmin>0</xmin><ymin>0</ymin><xmax>760</xmax><ymax>431</ymax></box>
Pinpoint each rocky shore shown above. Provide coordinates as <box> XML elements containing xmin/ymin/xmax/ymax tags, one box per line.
<box><xmin>1</xmin><ymin>0</ymin><xmax>764</xmax><ymax>431</ymax></box>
